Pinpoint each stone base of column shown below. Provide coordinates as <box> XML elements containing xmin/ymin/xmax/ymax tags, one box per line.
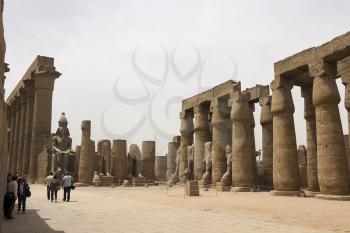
<box><xmin>216</xmin><ymin>182</ymin><xmax>231</xmax><ymax>192</ymax></box>
<box><xmin>75</xmin><ymin>182</ymin><xmax>91</xmax><ymax>187</ymax></box>
<box><xmin>270</xmin><ymin>190</ymin><xmax>301</xmax><ymax>197</ymax></box>
<box><xmin>304</xmin><ymin>190</ymin><xmax>321</xmax><ymax>197</ymax></box>
<box><xmin>232</xmin><ymin>187</ymin><xmax>254</xmax><ymax>192</ymax></box>
<box><xmin>100</xmin><ymin>176</ymin><xmax>115</xmax><ymax>187</ymax></box>
<box><xmin>315</xmin><ymin>194</ymin><xmax>350</xmax><ymax>201</ymax></box>
<box><xmin>132</xmin><ymin>177</ymin><xmax>147</xmax><ymax>187</ymax></box>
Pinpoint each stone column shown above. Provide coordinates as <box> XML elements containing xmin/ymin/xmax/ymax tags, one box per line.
<box><xmin>111</xmin><ymin>139</ymin><xmax>127</xmax><ymax>182</ymax></box>
<box><xmin>310</xmin><ymin>61</ymin><xmax>350</xmax><ymax>197</ymax></box>
<box><xmin>141</xmin><ymin>141</ymin><xmax>156</xmax><ymax>181</ymax></box>
<box><xmin>301</xmin><ymin>85</ymin><xmax>319</xmax><ymax>193</ymax></box>
<box><xmin>193</xmin><ymin>103</ymin><xmax>211</xmax><ymax>180</ymax></box>
<box><xmin>28</xmin><ymin>70</ymin><xmax>60</xmax><ymax>183</ymax></box>
<box><xmin>16</xmin><ymin>90</ymin><xmax>27</xmax><ymax>175</ymax></box>
<box><xmin>341</xmin><ymin>73</ymin><xmax>350</xmax><ymax>172</ymax></box>
<box><xmin>297</xmin><ymin>145</ymin><xmax>308</xmax><ymax>188</ymax></box>
<box><xmin>78</xmin><ymin>120</ymin><xmax>94</xmax><ymax>184</ymax></box>
<box><xmin>249</xmin><ymin>104</ymin><xmax>259</xmax><ymax>184</ymax></box>
<box><xmin>259</xmin><ymin>96</ymin><xmax>273</xmax><ymax>187</ymax></box>
<box><xmin>21</xmin><ymin>80</ymin><xmax>35</xmax><ymax>176</ymax></box>
<box><xmin>179</xmin><ymin>110</ymin><xmax>194</xmax><ymax>180</ymax></box>
<box><xmin>166</xmin><ymin>136</ymin><xmax>180</xmax><ymax>180</ymax></box>
<box><xmin>11</xmin><ymin>96</ymin><xmax>21</xmax><ymax>174</ymax></box>
<box><xmin>7</xmin><ymin>104</ymin><xmax>16</xmax><ymax>173</ymax></box>
<box><xmin>231</xmin><ymin>92</ymin><xmax>254</xmax><ymax>191</ymax></box>
<box><xmin>74</xmin><ymin>145</ymin><xmax>81</xmax><ymax>180</ymax></box>
<box><xmin>211</xmin><ymin>98</ymin><xmax>229</xmax><ymax>183</ymax></box>
<box><xmin>270</xmin><ymin>77</ymin><xmax>300</xmax><ymax>195</ymax></box>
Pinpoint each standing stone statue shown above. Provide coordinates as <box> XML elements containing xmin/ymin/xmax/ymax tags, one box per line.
<box><xmin>184</xmin><ymin>145</ymin><xmax>194</xmax><ymax>181</ymax></box>
<box><xmin>168</xmin><ymin>148</ymin><xmax>181</xmax><ymax>185</ymax></box>
<box><xmin>51</xmin><ymin>113</ymin><xmax>72</xmax><ymax>174</ymax></box>
<box><xmin>201</xmin><ymin>142</ymin><xmax>213</xmax><ymax>186</ymax></box>
<box><xmin>127</xmin><ymin>144</ymin><xmax>143</xmax><ymax>178</ymax></box>
<box><xmin>220</xmin><ymin>145</ymin><xmax>232</xmax><ymax>186</ymax></box>
<box><xmin>97</xmin><ymin>139</ymin><xmax>111</xmax><ymax>176</ymax></box>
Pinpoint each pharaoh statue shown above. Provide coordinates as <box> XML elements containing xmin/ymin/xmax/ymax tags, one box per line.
<box><xmin>221</xmin><ymin>145</ymin><xmax>232</xmax><ymax>186</ymax></box>
<box><xmin>201</xmin><ymin>142</ymin><xmax>212</xmax><ymax>186</ymax></box>
<box><xmin>127</xmin><ymin>144</ymin><xmax>143</xmax><ymax>178</ymax></box>
<box><xmin>168</xmin><ymin>149</ymin><xmax>181</xmax><ymax>185</ymax></box>
<box><xmin>51</xmin><ymin>113</ymin><xmax>73</xmax><ymax>173</ymax></box>
<box><xmin>184</xmin><ymin>145</ymin><xmax>194</xmax><ymax>181</ymax></box>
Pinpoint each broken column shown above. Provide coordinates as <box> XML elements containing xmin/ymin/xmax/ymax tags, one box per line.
<box><xmin>259</xmin><ymin>96</ymin><xmax>273</xmax><ymax>187</ymax></box>
<box><xmin>179</xmin><ymin>110</ymin><xmax>194</xmax><ymax>181</ymax></box>
<box><xmin>310</xmin><ymin>61</ymin><xmax>350</xmax><ymax>198</ymax></box>
<box><xmin>141</xmin><ymin>141</ymin><xmax>155</xmax><ymax>181</ymax></box>
<box><xmin>193</xmin><ymin>103</ymin><xmax>211</xmax><ymax>180</ymax></box>
<box><xmin>111</xmin><ymin>139</ymin><xmax>127</xmax><ymax>182</ymax></box>
<box><xmin>301</xmin><ymin>85</ymin><xmax>319</xmax><ymax>193</ymax></box>
<box><xmin>270</xmin><ymin>77</ymin><xmax>300</xmax><ymax>196</ymax></box>
<box><xmin>28</xmin><ymin>69</ymin><xmax>60</xmax><ymax>183</ymax></box>
<box><xmin>77</xmin><ymin>120</ymin><xmax>94</xmax><ymax>185</ymax></box>
<box><xmin>231</xmin><ymin>92</ymin><xmax>254</xmax><ymax>191</ymax></box>
<box><xmin>211</xmin><ymin>98</ymin><xmax>229</xmax><ymax>183</ymax></box>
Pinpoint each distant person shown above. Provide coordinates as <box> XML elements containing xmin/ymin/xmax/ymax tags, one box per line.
<box><xmin>45</xmin><ymin>172</ymin><xmax>54</xmax><ymax>200</ymax></box>
<box><xmin>17</xmin><ymin>177</ymin><xmax>30</xmax><ymax>213</ymax></box>
<box><xmin>4</xmin><ymin>175</ymin><xmax>18</xmax><ymax>219</ymax></box>
<box><xmin>50</xmin><ymin>175</ymin><xmax>60</xmax><ymax>203</ymax></box>
<box><xmin>62</xmin><ymin>173</ymin><xmax>74</xmax><ymax>202</ymax></box>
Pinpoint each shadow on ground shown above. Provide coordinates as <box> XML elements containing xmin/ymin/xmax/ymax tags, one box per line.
<box><xmin>2</xmin><ymin>209</ymin><xmax>64</xmax><ymax>233</ymax></box>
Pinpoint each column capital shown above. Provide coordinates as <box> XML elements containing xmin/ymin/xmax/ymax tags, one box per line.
<box><xmin>180</xmin><ymin>110</ymin><xmax>194</xmax><ymax>135</ymax></box>
<box><xmin>23</xmin><ymin>79</ymin><xmax>35</xmax><ymax>98</ymax></box>
<box><xmin>32</xmin><ymin>70</ymin><xmax>61</xmax><ymax>91</ymax></box>
<box><xmin>270</xmin><ymin>76</ymin><xmax>295</xmax><ymax>115</ymax></box>
<box><xmin>260</xmin><ymin>96</ymin><xmax>272</xmax><ymax>125</ymax></box>
<box><xmin>230</xmin><ymin>91</ymin><xmax>250</xmax><ymax>122</ymax></box>
<box><xmin>308</xmin><ymin>60</ymin><xmax>337</xmax><ymax>78</ymax></box>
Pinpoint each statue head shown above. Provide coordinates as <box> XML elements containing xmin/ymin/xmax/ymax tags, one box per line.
<box><xmin>225</xmin><ymin>145</ymin><xmax>232</xmax><ymax>153</ymax></box>
<box><xmin>56</xmin><ymin>113</ymin><xmax>70</xmax><ymax>137</ymax></box>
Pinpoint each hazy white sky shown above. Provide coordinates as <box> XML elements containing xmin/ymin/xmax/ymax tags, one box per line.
<box><xmin>4</xmin><ymin>0</ymin><xmax>350</xmax><ymax>155</ymax></box>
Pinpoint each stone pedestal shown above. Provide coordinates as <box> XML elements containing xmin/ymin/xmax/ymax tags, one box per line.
<box><xmin>271</xmin><ymin>77</ymin><xmax>300</xmax><ymax>193</ymax></box>
<box><xmin>186</xmin><ymin>180</ymin><xmax>200</xmax><ymax>196</ymax></box>
<box><xmin>194</xmin><ymin>104</ymin><xmax>210</xmax><ymax>180</ymax></box>
<box><xmin>270</xmin><ymin>190</ymin><xmax>301</xmax><ymax>197</ymax></box>
<box><xmin>310</xmin><ymin>61</ymin><xmax>350</xmax><ymax>195</ymax></box>
<box><xmin>100</xmin><ymin>176</ymin><xmax>115</xmax><ymax>186</ymax></box>
<box><xmin>211</xmin><ymin>99</ymin><xmax>229</xmax><ymax>183</ymax></box>
<box><xmin>216</xmin><ymin>182</ymin><xmax>231</xmax><ymax>192</ymax></box>
<box><xmin>132</xmin><ymin>177</ymin><xmax>147</xmax><ymax>187</ymax></box>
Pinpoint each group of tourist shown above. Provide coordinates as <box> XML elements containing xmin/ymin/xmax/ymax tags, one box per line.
<box><xmin>3</xmin><ymin>174</ymin><xmax>31</xmax><ymax>219</ymax></box>
<box><xmin>45</xmin><ymin>172</ymin><xmax>75</xmax><ymax>203</ymax></box>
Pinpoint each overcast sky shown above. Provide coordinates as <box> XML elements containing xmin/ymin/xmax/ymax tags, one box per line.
<box><xmin>3</xmin><ymin>0</ymin><xmax>350</xmax><ymax>155</ymax></box>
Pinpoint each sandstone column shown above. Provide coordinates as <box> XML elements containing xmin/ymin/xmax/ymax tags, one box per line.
<box><xmin>166</xmin><ymin>136</ymin><xmax>180</xmax><ymax>180</ymax></box>
<box><xmin>342</xmin><ymin>73</ymin><xmax>350</xmax><ymax>172</ymax></box>
<box><xmin>259</xmin><ymin>96</ymin><xmax>273</xmax><ymax>187</ymax></box>
<box><xmin>270</xmin><ymin>77</ymin><xmax>300</xmax><ymax>195</ymax></box>
<box><xmin>249</xmin><ymin>104</ymin><xmax>259</xmax><ymax>184</ymax></box>
<box><xmin>310</xmin><ymin>61</ymin><xmax>350</xmax><ymax>196</ymax></box>
<box><xmin>78</xmin><ymin>120</ymin><xmax>94</xmax><ymax>184</ymax></box>
<box><xmin>7</xmin><ymin>104</ymin><xmax>16</xmax><ymax>173</ymax></box>
<box><xmin>111</xmin><ymin>139</ymin><xmax>127</xmax><ymax>182</ymax></box>
<box><xmin>193</xmin><ymin>103</ymin><xmax>211</xmax><ymax>180</ymax></box>
<box><xmin>301</xmin><ymin>85</ymin><xmax>319</xmax><ymax>193</ymax></box>
<box><xmin>74</xmin><ymin>145</ymin><xmax>81</xmax><ymax>180</ymax></box>
<box><xmin>297</xmin><ymin>145</ymin><xmax>308</xmax><ymax>188</ymax></box>
<box><xmin>141</xmin><ymin>141</ymin><xmax>156</xmax><ymax>181</ymax></box>
<box><xmin>28</xmin><ymin>70</ymin><xmax>60</xmax><ymax>182</ymax></box>
<box><xmin>211</xmin><ymin>98</ymin><xmax>229</xmax><ymax>183</ymax></box>
<box><xmin>21</xmin><ymin>79</ymin><xmax>35</xmax><ymax>176</ymax></box>
<box><xmin>16</xmin><ymin>90</ymin><xmax>27</xmax><ymax>175</ymax></box>
<box><xmin>11</xmin><ymin>96</ymin><xmax>21</xmax><ymax>174</ymax></box>
<box><xmin>231</xmin><ymin>92</ymin><xmax>254</xmax><ymax>191</ymax></box>
<box><xmin>179</xmin><ymin>110</ymin><xmax>194</xmax><ymax>180</ymax></box>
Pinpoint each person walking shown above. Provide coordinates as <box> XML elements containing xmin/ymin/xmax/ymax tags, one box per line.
<box><xmin>62</xmin><ymin>173</ymin><xmax>74</xmax><ymax>202</ymax></box>
<box><xmin>4</xmin><ymin>175</ymin><xmax>18</xmax><ymax>219</ymax></box>
<box><xmin>45</xmin><ymin>172</ymin><xmax>54</xmax><ymax>200</ymax></box>
<box><xmin>50</xmin><ymin>175</ymin><xmax>60</xmax><ymax>203</ymax></box>
<box><xmin>17</xmin><ymin>177</ymin><xmax>30</xmax><ymax>214</ymax></box>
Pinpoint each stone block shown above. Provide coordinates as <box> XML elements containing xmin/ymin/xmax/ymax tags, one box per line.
<box><xmin>186</xmin><ymin>180</ymin><xmax>200</xmax><ymax>196</ymax></box>
<box><xmin>132</xmin><ymin>177</ymin><xmax>147</xmax><ymax>187</ymax></box>
<box><xmin>100</xmin><ymin>176</ymin><xmax>115</xmax><ymax>187</ymax></box>
<box><xmin>216</xmin><ymin>182</ymin><xmax>231</xmax><ymax>192</ymax></box>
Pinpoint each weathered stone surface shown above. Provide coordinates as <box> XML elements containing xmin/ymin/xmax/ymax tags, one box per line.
<box><xmin>271</xmin><ymin>77</ymin><xmax>300</xmax><ymax>192</ymax></box>
<box><xmin>166</xmin><ymin>136</ymin><xmax>180</xmax><ymax>181</ymax></box>
<box><xmin>112</xmin><ymin>140</ymin><xmax>127</xmax><ymax>181</ymax></box>
<box><xmin>141</xmin><ymin>141</ymin><xmax>156</xmax><ymax>181</ymax></box>
<box><xmin>310</xmin><ymin>61</ymin><xmax>350</xmax><ymax>195</ymax></box>
<box><xmin>231</xmin><ymin>92</ymin><xmax>254</xmax><ymax>189</ymax></box>
<box><xmin>302</xmin><ymin>85</ymin><xmax>319</xmax><ymax>192</ymax></box>
<box><xmin>36</xmin><ymin>145</ymin><xmax>50</xmax><ymax>184</ymax></box>
<box><xmin>297</xmin><ymin>145</ymin><xmax>308</xmax><ymax>188</ymax></box>
<box><xmin>220</xmin><ymin>145</ymin><xmax>232</xmax><ymax>187</ymax></box>
<box><xmin>201</xmin><ymin>142</ymin><xmax>212</xmax><ymax>186</ymax></box>
<box><xmin>155</xmin><ymin>156</ymin><xmax>167</xmax><ymax>181</ymax></box>
<box><xmin>193</xmin><ymin>104</ymin><xmax>210</xmax><ymax>180</ymax></box>
<box><xmin>186</xmin><ymin>180</ymin><xmax>200</xmax><ymax>196</ymax></box>
<box><xmin>127</xmin><ymin>143</ymin><xmax>142</xmax><ymax>178</ymax></box>
<box><xmin>184</xmin><ymin>145</ymin><xmax>194</xmax><ymax>180</ymax></box>
<box><xmin>344</xmin><ymin>135</ymin><xmax>350</xmax><ymax>173</ymax></box>
<box><xmin>259</xmin><ymin>96</ymin><xmax>273</xmax><ymax>187</ymax></box>
<box><xmin>97</xmin><ymin>139</ymin><xmax>111</xmax><ymax>176</ymax></box>
<box><xmin>211</xmin><ymin>98</ymin><xmax>229</xmax><ymax>183</ymax></box>
<box><xmin>74</xmin><ymin>145</ymin><xmax>81</xmax><ymax>180</ymax></box>
<box><xmin>78</xmin><ymin>120</ymin><xmax>94</xmax><ymax>184</ymax></box>
<box><xmin>16</xmin><ymin>90</ymin><xmax>27</xmax><ymax>175</ymax></box>
<box><xmin>11</xmin><ymin>97</ymin><xmax>21</xmax><ymax>174</ymax></box>
<box><xmin>248</xmin><ymin>104</ymin><xmax>258</xmax><ymax>185</ymax></box>
<box><xmin>179</xmin><ymin>110</ymin><xmax>194</xmax><ymax>180</ymax></box>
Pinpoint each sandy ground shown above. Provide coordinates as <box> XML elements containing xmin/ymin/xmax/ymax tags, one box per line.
<box><xmin>2</xmin><ymin>184</ymin><xmax>350</xmax><ymax>233</ymax></box>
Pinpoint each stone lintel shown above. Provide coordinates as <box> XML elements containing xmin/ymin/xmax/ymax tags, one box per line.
<box><xmin>242</xmin><ymin>84</ymin><xmax>270</xmax><ymax>104</ymax></box>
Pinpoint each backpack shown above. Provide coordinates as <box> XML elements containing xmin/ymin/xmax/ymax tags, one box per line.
<box><xmin>50</xmin><ymin>179</ymin><xmax>59</xmax><ymax>190</ymax></box>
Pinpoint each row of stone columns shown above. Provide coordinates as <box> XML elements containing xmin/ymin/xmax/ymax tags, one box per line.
<box><xmin>7</xmin><ymin>69</ymin><xmax>60</xmax><ymax>183</ymax></box>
